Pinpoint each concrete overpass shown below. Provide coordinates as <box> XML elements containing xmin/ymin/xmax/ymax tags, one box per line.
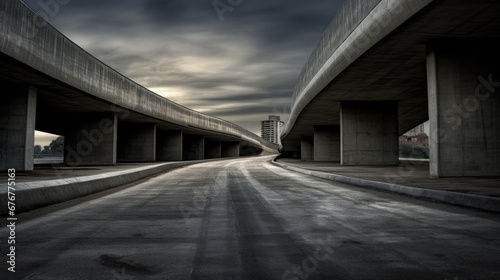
<box><xmin>281</xmin><ymin>0</ymin><xmax>500</xmax><ymax>177</ymax></box>
<box><xmin>0</xmin><ymin>0</ymin><xmax>278</xmax><ymax>172</ymax></box>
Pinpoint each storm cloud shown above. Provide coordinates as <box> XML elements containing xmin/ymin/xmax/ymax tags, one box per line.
<box><xmin>23</xmin><ymin>0</ymin><xmax>345</xmax><ymax>137</ymax></box>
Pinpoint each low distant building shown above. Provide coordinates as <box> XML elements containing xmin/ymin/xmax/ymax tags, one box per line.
<box><xmin>400</xmin><ymin>123</ymin><xmax>428</xmax><ymax>146</ymax></box>
<box><xmin>261</xmin><ymin>115</ymin><xmax>284</xmax><ymax>144</ymax></box>
<box><xmin>399</xmin><ymin>133</ymin><xmax>429</xmax><ymax>147</ymax></box>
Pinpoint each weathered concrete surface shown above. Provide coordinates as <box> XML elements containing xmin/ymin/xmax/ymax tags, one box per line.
<box><xmin>1</xmin><ymin>156</ymin><xmax>500</xmax><ymax>279</ymax></box>
<box><xmin>63</xmin><ymin>113</ymin><xmax>117</xmax><ymax>166</ymax></box>
<box><xmin>183</xmin><ymin>135</ymin><xmax>204</xmax><ymax>161</ymax></box>
<box><xmin>341</xmin><ymin>101</ymin><xmax>398</xmax><ymax>165</ymax></box>
<box><xmin>314</xmin><ymin>125</ymin><xmax>340</xmax><ymax>162</ymax></box>
<box><xmin>281</xmin><ymin>0</ymin><xmax>433</xmax><ymax>149</ymax></box>
<box><xmin>221</xmin><ymin>141</ymin><xmax>240</xmax><ymax>158</ymax></box>
<box><xmin>0</xmin><ymin>158</ymin><xmax>236</xmax><ymax>216</ymax></box>
<box><xmin>273</xmin><ymin>158</ymin><xmax>500</xmax><ymax>212</ymax></box>
<box><xmin>300</xmin><ymin>137</ymin><xmax>313</xmax><ymax>161</ymax></box>
<box><xmin>204</xmin><ymin>140</ymin><xmax>221</xmax><ymax>159</ymax></box>
<box><xmin>427</xmin><ymin>39</ymin><xmax>500</xmax><ymax>177</ymax></box>
<box><xmin>117</xmin><ymin>123</ymin><xmax>156</xmax><ymax>162</ymax></box>
<box><xmin>0</xmin><ymin>85</ymin><xmax>36</xmax><ymax>171</ymax></box>
<box><xmin>280</xmin><ymin>0</ymin><xmax>500</xmax><ymax>175</ymax></box>
<box><xmin>156</xmin><ymin>130</ymin><xmax>183</xmax><ymax>161</ymax></box>
<box><xmin>0</xmin><ymin>1</ymin><xmax>278</xmax><ymax>157</ymax></box>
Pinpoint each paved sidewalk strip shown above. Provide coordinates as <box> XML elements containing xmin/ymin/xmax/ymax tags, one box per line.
<box><xmin>0</xmin><ymin>158</ymin><xmax>236</xmax><ymax>216</ymax></box>
<box><xmin>272</xmin><ymin>158</ymin><xmax>500</xmax><ymax>213</ymax></box>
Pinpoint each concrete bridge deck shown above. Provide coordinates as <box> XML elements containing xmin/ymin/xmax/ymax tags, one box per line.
<box><xmin>280</xmin><ymin>0</ymin><xmax>500</xmax><ymax>178</ymax></box>
<box><xmin>1</xmin><ymin>0</ymin><xmax>278</xmax><ymax>172</ymax></box>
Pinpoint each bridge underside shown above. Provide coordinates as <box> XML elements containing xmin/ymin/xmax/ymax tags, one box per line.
<box><xmin>282</xmin><ymin>0</ymin><xmax>500</xmax><ymax>177</ymax></box>
<box><xmin>1</xmin><ymin>0</ymin><xmax>277</xmax><ymax>171</ymax></box>
<box><xmin>0</xmin><ymin>53</ymin><xmax>258</xmax><ymax>171</ymax></box>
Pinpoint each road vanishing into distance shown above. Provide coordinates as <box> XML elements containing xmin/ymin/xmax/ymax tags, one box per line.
<box><xmin>2</xmin><ymin>156</ymin><xmax>500</xmax><ymax>280</ymax></box>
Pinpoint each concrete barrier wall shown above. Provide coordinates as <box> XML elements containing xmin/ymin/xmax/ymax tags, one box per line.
<box><xmin>0</xmin><ymin>1</ymin><xmax>278</xmax><ymax>154</ymax></box>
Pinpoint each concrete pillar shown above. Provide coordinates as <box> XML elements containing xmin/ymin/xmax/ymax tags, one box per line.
<box><xmin>0</xmin><ymin>85</ymin><xmax>37</xmax><ymax>171</ymax></box>
<box><xmin>427</xmin><ymin>39</ymin><xmax>500</xmax><ymax>177</ymax></box>
<box><xmin>221</xmin><ymin>141</ymin><xmax>240</xmax><ymax>158</ymax></box>
<box><xmin>117</xmin><ymin>123</ymin><xmax>156</xmax><ymax>162</ymax></box>
<box><xmin>314</xmin><ymin>126</ymin><xmax>340</xmax><ymax>161</ymax></box>
<box><xmin>340</xmin><ymin>101</ymin><xmax>399</xmax><ymax>165</ymax></box>
<box><xmin>156</xmin><ymin>130</ymin><xmax>183</xmax><ymax>161</ymax></box>
<box><xmin>300</xmin><ymin>137</ymin><xmax>313</xmax><ymax>161</ymax></box>
<box><xmin>183</xmin><ymin>135</ymin><xmax>204</xmax><ymax>161</ymax></box>
<box><xmin>63</xmin><ymin>113</ymin><xmax>117</xmax><ymax>166</ymax></box>
<box><xmin>205</xmin><ymin>140</ymin><xmax>221</xmax><ymax>159</ymax></box>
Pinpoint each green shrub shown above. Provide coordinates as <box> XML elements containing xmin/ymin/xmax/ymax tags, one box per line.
<box><xmin>399</xmin><ymin>143</ymin><xmax>429</xmax><ymax>159</ymax></box>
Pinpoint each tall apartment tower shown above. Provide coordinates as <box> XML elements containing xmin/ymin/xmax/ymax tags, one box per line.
<box><xmin>261</xmin><ymin>115</ymin><xmax>284</xmax><ymax>144</ymax></box>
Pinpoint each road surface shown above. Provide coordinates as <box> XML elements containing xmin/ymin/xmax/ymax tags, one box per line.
<box><xmin>1</xmin><ymin>156</ymin><xmax>500</xmax><ymax>279</ymax></box>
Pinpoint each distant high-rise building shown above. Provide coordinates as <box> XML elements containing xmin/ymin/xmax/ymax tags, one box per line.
<box><xmin>261</xmin><ymin>115</ymin><xmax>284</xmax><ymax>144</ymax></box>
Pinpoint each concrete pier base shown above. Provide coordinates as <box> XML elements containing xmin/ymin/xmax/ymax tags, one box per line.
<box><xmin>300</xmin><ymin>137</ymin><xmax>313</xmax><ymax>161</ymax></box>
<box><xmin>156</xmin><ymin>130</ymin><xmax>183</xmax><ymax>161</ymax></box>
<box><xmin>117</xmin><ymin>123</ymin><xmax>156</xmax><ymax>162</ymax></box>
<box><xmin>427</xmin><ymin>39</ymin><xmax>500</xmax><ymax>177</ymax></box>
<box><xmin>0</xmin><ymin>85</ymin><xmax>37</xmax><ymax>171</ymax></box>
<box><xmin>314</xmin><ymin>125</ymin><xmax>340</xmax><ymax>162</ymax></box>
<box><xmin>63</xmin><ymin>113</ymin><xmax>117</xmax><ymax>166</ymax></box>
<box><xmin>183</xmin><ymin>135</ymin><xmax>204</xmax><ymax>161</ymax></box>
<box><xmin>222</xmin><ymin>142</ymin><xmax>240</xmax><ymax>158</ymax></box>
<box><xmin>340</xmin><ymin>101</ymin><xmax>399</xmax><ymax>165</ymax></box>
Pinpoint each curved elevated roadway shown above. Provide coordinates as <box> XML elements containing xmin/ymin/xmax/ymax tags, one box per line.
<box><xmin>0</xmin><ymin>0</ymin><xmax>278</xmax><ymax>171</ymax></box>
<box><xmin>281</xmin><ymin>0</ymin><xmax>500</xmax><ymax>177</ymax></box>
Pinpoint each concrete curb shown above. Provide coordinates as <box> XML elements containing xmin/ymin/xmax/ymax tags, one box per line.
<box><xmin>0</xmin><ymin>159</ymin><xmax>222</xmax><ymax>216</ymax></box>
<box><xmin>271</xmin><ymin>159</ymin><xmax>500</xmax><ymax>213</ymax></box>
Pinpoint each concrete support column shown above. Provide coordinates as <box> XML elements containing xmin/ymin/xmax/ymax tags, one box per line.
<box><xmin>340</xmin><ymin>101</ymin><xmax>398</xmax><ymax>165</ymax></box>
<box><xmin>314</xmin><ymin>125</ymin><xmax>340</xmax><ymax>161</ymax></box>
<box><xmin>183</xmin><ymin>135</ymin><xmax>204</xmax><ymax>161</ymax></box>
<box><xmin>117</xmin><ymin>123</ymin><xmax>156</xmax><ymax>162</ymax></box>
<box><xmin>205</xmin><ymin>140</ymin><xmax>221</xmax><ymax>159</ymax></box>
<box><xmin>63</xmin><ymin>113</ymin><xmax>117</xmax><ymax>166</ymax></box>
<box><xmin>156</xmin><ymin>130</ymin><xmax>183</xmax><ymax>161</ymax></box>
<box><xmin>0</xmin><ymin>85</ymin><xmax>37</xmax><ymax>171</ymax></box>
<box><xmin>300</xmin><ymin>137</ymin><xmax>313</xmax><ymax>161</ymax></box>
<box><xmin>427</xmin><ymin>39</ymin><xmax>500</xmax><ymax>177</ymax></box>
<box><xmin>222</xmin><ymin>142</ymin><xmax>240</xmax><ymax>158</ymax></box>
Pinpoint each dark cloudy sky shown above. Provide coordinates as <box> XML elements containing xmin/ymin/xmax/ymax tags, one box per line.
<box><xmin>23</xmin><ymin>0</ymin><xmax>345</xmax><ymax>145</ymax></box>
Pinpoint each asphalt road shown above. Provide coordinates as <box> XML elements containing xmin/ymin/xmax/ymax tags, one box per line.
<box><xmin>1</xmin><ymin>156</ymin><xmax>500</xmax><ymax>279</ymax></box>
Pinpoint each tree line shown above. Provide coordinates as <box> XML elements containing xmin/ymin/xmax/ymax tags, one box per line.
<box><xmin>34</xmin><ymin>136</ymin><xmax>64</xmax><ymax>157</ymax></box>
